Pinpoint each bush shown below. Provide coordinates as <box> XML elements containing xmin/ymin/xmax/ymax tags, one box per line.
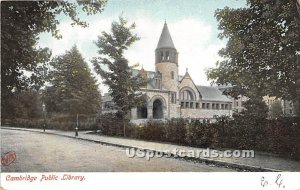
<box><xmin>186</xmin><ymin>120</ymin><xmax>219</xmax><ymax>148</ymax></box>
<box><xmin>139</xmin><ymin>121</ymin><xmax>166</xmax><ymax>141</ymax></box>
<box><xmin>97</xmin><ymin>113</ymin><xmax>123</xmax><ymax>136</ymax></box>
<box><xmin>165</xmin><ymin>118</ymin><xmax>187</xmax><ymax>144</ymax></box>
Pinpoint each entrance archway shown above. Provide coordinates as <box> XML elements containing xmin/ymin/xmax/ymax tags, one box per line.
<box><xmin>153</xmin><ymin>99</ymin><xmax>163</xmax><ymax>119</ymax></box>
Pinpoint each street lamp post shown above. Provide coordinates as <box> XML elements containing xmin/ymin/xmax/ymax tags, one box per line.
<box><xmin>75</xmin><ymin>113</ymin><xmax>79</xmax><ymax>137</ymax></box>
<box><xmin>42</xmin><ymin>103</ymin><xmax>46</xmax><ymax>132</ymax></box>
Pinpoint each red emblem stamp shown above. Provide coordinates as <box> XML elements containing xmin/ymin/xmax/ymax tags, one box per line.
<box><xmin>1</xmin><ymin>151</ymin><xmax>16</xmax><ymax>166</ymax></box>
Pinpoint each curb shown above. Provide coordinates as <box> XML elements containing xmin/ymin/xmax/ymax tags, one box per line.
<box><xmin>1</xmin><ymin>127</ymin><xmax>284</xmax><ymax>172</ymax></box>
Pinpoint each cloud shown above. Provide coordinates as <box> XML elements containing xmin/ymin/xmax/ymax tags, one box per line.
<box><xmin>38</xmin><ymin>17</ymin><xmax>224</xmax><ymax>94</ymax></box>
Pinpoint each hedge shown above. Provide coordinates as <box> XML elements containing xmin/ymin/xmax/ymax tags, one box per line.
<box><xmin>98</xmin><ymin>113</ymin><xmax>300</xmax><ymax>160</ymax></box>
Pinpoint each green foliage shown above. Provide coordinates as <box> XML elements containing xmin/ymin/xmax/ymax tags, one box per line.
<box><xmin>207</xmin><ymin>0</ymin><xmax>300</xmax><ymax>101</ymax></box>
<box><xmin>165</xmin><ymin>118</ymin><xmax>187</xmax><ymax>144</ymax></box>
<box><xmin>98</xmin><ymin>114</ymin><xmax>300</xmax><ymax>159</ymax></box>
<box><xmin>97</xmin><ymin>113</ymin><xmax>124</xmax><ymax>136</ymax></box>
<box><xmin>139</xmin><ymin>121</ymin><xmax>166</xmax><ymax>141</ymax></box>
<box><xmin>236</xmin><ymin>98</ymin><xmax>269</xmax><ymax>119</ymax></box>
<box><xmin>45</xmin><ymin>46</ymin><xmax>101</xmax><ymax>115</ymax></box>
<box><xmin>186</xmin><ymin>120</ymin><xmax>218</xmax><ymax>147</ymax></box>
<box><xmin>1</xmin><ymin>0</ymin><xmax>106</xmax><ymax>119</ymax></box>
<box><xmin>3</xmin><ymin>114</ymin><xmax>97</xmax><ymax>131</ymax></box>
<box><xmin>92</xmin><ymin>17</ymin><xmax>147</xmax><ymax>125</ymax></box>
<box><xmin>3</xmin><ymin>90</ymin><xmax>43</xmax><ymax>119</ymax></box>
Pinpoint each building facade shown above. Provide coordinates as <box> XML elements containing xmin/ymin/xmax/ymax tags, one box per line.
<box><xmin>263</xmin><ymin>96</ymin><xmax>296</xmax><ymax>117</ymax></box>
<box><xmin>102</xmin><ymin>22</ymin><xmax>233</xmax><ymax>123</ymax></box>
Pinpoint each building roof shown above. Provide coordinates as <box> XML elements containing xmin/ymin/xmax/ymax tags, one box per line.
<box><xmin>156</xmin><ymin>22</ymin><xmax>176</xmax><ymax>50</ymax></box>
<box><xmin>196</xmin><ymin>85</ymin><xmax>232</xmax><ymax>102</ymax></box>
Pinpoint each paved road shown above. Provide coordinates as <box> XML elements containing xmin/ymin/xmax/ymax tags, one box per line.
<box><xmin>1</xmin><ymin>129</ymin><xmax>234</xmax><ymax>172</ymax></box>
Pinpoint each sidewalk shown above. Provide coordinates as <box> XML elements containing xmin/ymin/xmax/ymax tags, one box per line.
<box><xmin>2</xmin><ymin>126</ymin><xmax>300</xmax><ymax>171</ymax></box>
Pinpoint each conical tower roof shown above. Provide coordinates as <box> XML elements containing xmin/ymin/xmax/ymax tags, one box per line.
<box><xmin>156</xmin><ymin>22</ymin><xmax>176</xmax><ymax>50</ymax></box>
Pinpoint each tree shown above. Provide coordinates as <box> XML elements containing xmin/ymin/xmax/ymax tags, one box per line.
<box><xmin>92</xmin><ymin>17</ymin><xmax>147</xmax><ymax>136</ymax></box>
<box><xmin>3</xmin><ymin>90</ymin><xmax>43</xmax><ymax>119</ymax></box>
<box><xmin>1</xmin><ymin>0</ymin><xmax>106</xmax><ymax>119</ymax></box>
<box><xmin>45</xmin><ymin>46</ymin><xmax>101</xmax><ymax>115</ymax></box>
<box><xmin>269</xmin><ymin>100</ymin><xmax>283</xmax><ymax>118</ymax></box>
<box><xmin>234</xmin><ymin>98</ymin><xmax>269</xmax><ymax>120</ymax></box>
<box><xmin>207</xmin><ymin>0</ymin><xmax>300</xmax><ymax>102</ymax></box>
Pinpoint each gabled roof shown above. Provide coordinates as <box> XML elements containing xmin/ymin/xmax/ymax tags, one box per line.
<box><xmin>197</xmin><ymin>85</ymin><xmax>232</xmax><ymax>102</ymax></box>
<box><xmin>156</xmin><ymin>22</ymin><xmax>176</xmax><ymax>50</ymax></box>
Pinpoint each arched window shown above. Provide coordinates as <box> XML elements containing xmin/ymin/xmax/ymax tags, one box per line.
<box><xmin>160</xmin><ymin>51</ymin><xmax>164</xmax><ymax>61</ymax></box>
<box><xmin>180</xmin><ymin>90</ymin><xmax>194</xmax><ymax>101</ymax></box>
<box><xmin>166</xmin><ymin>51</ymin><xmax>170</xmax><ymax>60</ymax></box>
<box><xmin>171</xmin><ymin>71</ymin><xmax>174</xmax><ymax>79</ymax></box>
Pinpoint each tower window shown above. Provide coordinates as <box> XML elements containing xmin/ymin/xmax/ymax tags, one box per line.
<box><xmin>160</xmin><ymin>52</ymin><xmax>164</xmax><ymax>61</ymax></box>
<box><xmin>171</xmin><ymin>71</ymin><xmax>174</xmax><ymax>79</ymax></box>
<box><xmin>155</xmin><ymin>79</ymin><xmax>161</xmax><ymax>89</ymax></box>
<box><xmin>166</xmin><ymin>51</ymin><xmax>170</xmax><ymax>60</ymax></box>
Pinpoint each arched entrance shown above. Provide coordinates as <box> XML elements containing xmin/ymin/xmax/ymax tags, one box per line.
<box><xmin>153</xmin><ymin>99</ymin><xmax>163</xmax><ymax>119</ymax></box>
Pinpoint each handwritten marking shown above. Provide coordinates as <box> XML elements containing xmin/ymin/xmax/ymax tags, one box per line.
<box><xmin>260</xmin><ymin>174</ymin><xmax>286</xmax><ymax>189</ymax></box>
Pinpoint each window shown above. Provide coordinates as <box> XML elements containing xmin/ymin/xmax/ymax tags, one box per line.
<box><xmin>160</xmin><ymin>52</ymin><xmax>164</xmax><ymax>60</ymax></box>
<box><xmin>181</xmin><ymin>102</ymin><xmax>184</xmax><ymax>108</ymax></box>
<box><xmin>166</xmin><ymin>51</ymin><xmax>170</xmax><ymax>60</ymax></box>
<box><xmin>155</xmin><ymin>79</ymin><xmax>161</xmax><ymax>89</ymax></box>
<box><xmin>225</xmin><ymin>104</ymin><xmax>228</xmax><ymax>109</ymax></box>
<box><xmin>171</xmin><ymin>92</ymin><xmax>176</xmax><ymax>104</ymax></box>
<box><xmin>202</xmin><ymin>103</ymin><xmax>205</xmax><ymax>109</ymax></box>
<box><xmin>221</xmin><ymin>104</ymin><xmax>224</xmax><ymax>109</ymax></box>
<box><xmin>206</xmin><ymin>103</ymin><xmax>210</xmax><ymax>109</ymax></box>
<box><xmin>190</xmin><ymin>102</ymin><xmax>194</xmax><ymax>108</ymax></box>
<box><xmin>212</xmin><ymin>103</ymin><xmax>215</xmax><ymax>109</ymax></box>
<box><xmin>236</xmin><ymin>102</ymin><xmax>239</xmax><ymax>107</ymax></box>
<box><xmin>216</xmin><ymin>103</ymin><xmax>219</xmax><ymax>109</ymax></box>
<box><xmin>196</xmin><ymin>103</ymin><xmax>199</xmax><ymax>109</ymax></box>
<box><xmin>171</xmin><ymin>71</ymin><xmax>174</xmax><ymax>79</ymax></box>
<box><xmin>185</xmin><ymin>102</ymin><xmax>189</xmax><ymax>108</ymax></box>
<box><xmin>180</xmin><ymin>90</ymin><xmax>194</xmax><ymax>101</ymax></box>
<box><xmin>137</xmin><ymin>106</ymin><xmax>148</xmax><ymax>119</ymax></box>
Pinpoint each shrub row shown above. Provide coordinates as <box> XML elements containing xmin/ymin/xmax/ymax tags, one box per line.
<box><xmin>2</xmin><ymin>114</ymin><xmax>97</xmax><ymax>131</ymax></box>
<box><xmin>98</xmin><ymin>114</ymin><xmax>300</xmax><ymax>159</ymax></box>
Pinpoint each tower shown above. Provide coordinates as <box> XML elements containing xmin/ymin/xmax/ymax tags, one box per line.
<box><xmin>155</xmin><ymin>22</ymin><xmax>179</xmax><ymax>93</ymax></box>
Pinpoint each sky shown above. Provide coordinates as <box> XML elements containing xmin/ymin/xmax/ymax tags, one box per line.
<box><xmin>38</xmin><ymin>0</ymin><xmax>247</xmax><ymax>93</ymax></box>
